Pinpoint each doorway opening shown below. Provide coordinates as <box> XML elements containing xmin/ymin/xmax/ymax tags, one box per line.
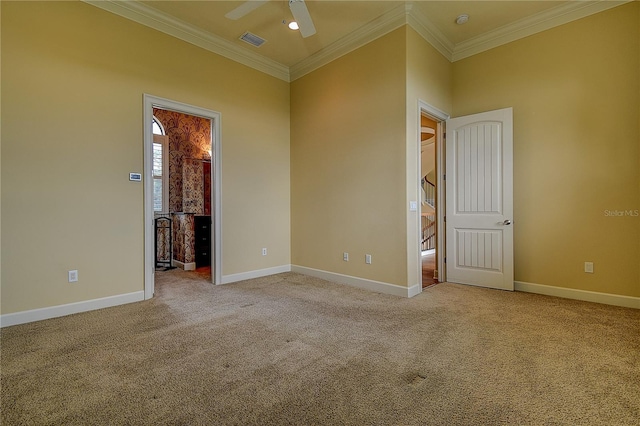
<box><xmin>418</xmin><ymin>101</ymin><xmax>448</xmax><ymax>290</ymax></box>
<box><xmin>143</xmin><ymin>95</ymin><xmax>222</xmax><ymax>299</ymax></box>
<box><xmin>153</xmin><ymin>108</ymin><xmax>212</xmax><ymax>279</ymax></box>
<box><xmin>420</xmin><ymin>114</ymin><xmax>438</xmax><ymax>288</ymax></box>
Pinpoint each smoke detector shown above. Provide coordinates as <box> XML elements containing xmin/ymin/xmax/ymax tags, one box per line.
<box><xmin>456</xmin><ymin>14</ymin><xmax>469</xmax><ymax>25</ymax></box>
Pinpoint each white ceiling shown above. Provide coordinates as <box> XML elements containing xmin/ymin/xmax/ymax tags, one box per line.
<box><xmin>86</xmin><ymin>1</ymin><xmax>627</xmax><ymax>81</ymax></box>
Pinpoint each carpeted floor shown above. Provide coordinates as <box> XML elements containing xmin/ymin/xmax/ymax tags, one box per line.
<box><xmin>2</xmin><ymin>270</ymin><xmax>639</xmax><ymax>425</ymax></box>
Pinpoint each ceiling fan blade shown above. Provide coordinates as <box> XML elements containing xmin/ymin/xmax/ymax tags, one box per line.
<box><xmin>289</xmin><ymin>0</ymin><xmax>316</xmax><ymax>38</ymax></box>
<box><xmin>225</xmin><ymin>0</ymin><xmax>268</xmax><ymax>20</ymax></box>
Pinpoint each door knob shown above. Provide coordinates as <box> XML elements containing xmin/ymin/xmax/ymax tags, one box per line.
<box><xmin>503</xmin><ymin>219</ymin><xmax>512</xmax><ymax>226</ymax></box>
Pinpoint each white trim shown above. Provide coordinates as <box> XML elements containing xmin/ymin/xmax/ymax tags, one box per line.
<box><xmin>418</xmin><ymin>101</ymin><xmax>449</xmax><ymax>122</ymax></box>
<box><xmin>144</xmin><ymin>94</ymin><xmax>223</xmax><ymax>299</ymax></box>
<box><xmin>515</xmin><ymin>281</ymin><xmax>640</xmax><ymax>310</ymax></box>
<box><xmin>221</xmin><ymin>265</ymin><xmax>292</xmax><ymax>285</ymax></box>
<box><xmin>408</xmin><ymin>283</ymin><xmax>423</xmax><ymax>298</ymax></box>
<box><xmin>451</xmin><ymin>0</ymin><xmax>630</xmax><ymax>62</ymax></box>
<box><xmin>171</xmin><ymin>259</ymin><xmax>196</xmax><ymax>271</ymax></box>
<box><xmin>434</xmin><ymin>121</ymin><xmax>445</xmax><ymax>284</ymax></box>
<box><xmin>407</xmin><ymin>6</ymin><xmax>454</xmax><ymax>62</ymax></box>
<box><xmin>83</xmin><ymin>0</ymin><xmax>289</xmax><ymax>82</ymax></box>
<box><xmin>144</xmin><ymin>97</ymin><xmax>155</xmax><ymax>299</ymax></box>
<box><xmin>0</xmin><ymin>291</ymin><xmax>145</xmax><ymax>328</ymax></box>
<box><xmin>292</xmin><ymin>265</ymin><xmax>420</xmax><ymax>298</ymax></box>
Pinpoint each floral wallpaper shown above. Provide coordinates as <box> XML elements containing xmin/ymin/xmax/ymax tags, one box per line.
<box><xmin>153</xmin><ymin>108</ymin><xmax>211</xmax><ymax>213</ymax></box>
<box><xmin>183</xmin><ymin>159</ymin><xmax>204</xmax><ymax>214</ymax></box>
<box><xmin>173</xmin><ymin>214</ymin><xmax>195</xmax><ymax>264</ymax></box>
<box><xmin>204</xmin><ymin>162</ymin><xmax>211</xmax><ymax>216</ymax></box>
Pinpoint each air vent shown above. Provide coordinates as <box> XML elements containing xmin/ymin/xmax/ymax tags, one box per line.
<box><xmin>239</xmin><ymin>32</ymin><xmax>266</xmax><ymax>47</ymax></box>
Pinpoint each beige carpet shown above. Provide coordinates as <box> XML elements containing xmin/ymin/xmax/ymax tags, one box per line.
<box><xmin>2</xmin><ymin>270</ymin><xmax>639</xmax><ymax>425</ymax></box>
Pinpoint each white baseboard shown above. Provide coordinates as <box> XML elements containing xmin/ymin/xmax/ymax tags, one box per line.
<box><xmin>221</xmin><ymin>264</ymin><xmax>292</xmax><ymax>285</ymax></box>
<box><xmin>291</xmin><ymin>265</ymin><xmax>421</xmax><ymax>298</ymax></box>
<box><xmin>172</xmin><ymin>259</ymin><xmax>196</xmax><ymax>271</ymax></box>
<box><xmin>408</xmin><ymin>283</ymin><xmax>423</xmax><ymax>298</ymax></box>
<box><xmin>515</xmin><ymin>281</ymin><xmax>640</xmax><ymax>309</ymax></box>
<box><xmin>0</xmin><ymin>291</ymin><xmax>145</xmax><ymax>328</ymax></box>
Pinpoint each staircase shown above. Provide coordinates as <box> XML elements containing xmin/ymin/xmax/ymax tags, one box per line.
<box><xmin>421</xmin><ymin>179</ymin><xmax>436</xmax><ymax>251</ymax></box>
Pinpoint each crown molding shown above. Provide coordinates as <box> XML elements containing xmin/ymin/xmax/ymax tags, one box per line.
<box><xmin>406</xmin><ymin>5</ymin><xmax>454</xmax><ymax>62</ymax></box>
<box><xmin>451</xmin><ymin>0</ymin><xmax>631</xmax><ymax>62</ymax></box>
<box><xmin>289</xmin><ymin>3</ymin><xmax>410</xmax><ymax>81</ymax></box>
<box><xmin>83</xmin><ymin>0</ymin><xmax>290</xmax><ymax>82</ymax></box>
<box><xmin>83</xmin><ymin>0</ymin><xmax>631</xmax><ymax>82</ymax></box>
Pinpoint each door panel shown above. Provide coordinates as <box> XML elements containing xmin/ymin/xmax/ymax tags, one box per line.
<box><xmin>446</xmin><ymin>108</ymin><xmax>513</xmax><ymax>290</ymax></box>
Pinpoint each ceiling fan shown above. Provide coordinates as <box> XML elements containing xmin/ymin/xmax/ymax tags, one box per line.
<box><xmin>225</xmin><ymin>0</ymin><xmax>317</xmax><ymax>38</ymax></box>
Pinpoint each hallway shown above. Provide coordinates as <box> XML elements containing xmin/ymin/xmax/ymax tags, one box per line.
<box><xmin>422</xmin><ymin>249</ymin><xmax>437</xmax><ymax>288</ymax></box>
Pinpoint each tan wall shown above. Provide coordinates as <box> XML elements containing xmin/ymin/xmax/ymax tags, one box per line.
<box><xmin>406</xmin><ymin>27</ymin><xmax>453</xmax><ymax>287</ymax></box>
<box><xmin>0</xmin><ymin>1</ymin><xmax>3</xmax><ymax>306</ymax></box>
<box><xmin>452</xmin><ymin>2</ymin><xmax>640</xmax><ymax>297</ymax></box>
<box><xmin>291</xmin><ymin>28</ymin><xmax>408</xmax><ymax>286</ymax></box>
<box><xmin>1</xmin><ymin>1</ymin><xmax>291</xmax><ymax>314</ymax></box>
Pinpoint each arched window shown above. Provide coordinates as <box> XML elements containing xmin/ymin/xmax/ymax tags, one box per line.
<box><xmin>152</xmin><ymin>117</ymin><xmax>169</xmax><ymax>212</ymax></box>
<box><xmin>152</xmin><ymin>117</ymin><xmax>165</xmax><ymax>135</ymax></box>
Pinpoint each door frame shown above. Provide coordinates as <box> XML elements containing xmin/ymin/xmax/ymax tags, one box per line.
<box><xmin>417</xmin><ymin>100</ymin><xmax>449</xmax><ymax>288</ymax></box>
<box><xmin>143</xmin><ymin>94</ymin><xmax>222</xmax><ymax>299</ymax></box>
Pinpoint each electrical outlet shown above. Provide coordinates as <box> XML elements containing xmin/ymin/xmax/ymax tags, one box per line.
<box><xmin>68</xmin><ymin>270</ymin><xmax>78</xmax><ymax>283</ymax></box>
<box><xmin>365</xmin><ymin>254</ymin><xmax>372</xmax><ymax>264</ymax></box>
<box><xmin>262</xmin><ymin>248</ymin><xmax>267</xmax><ymax>256</ymax></box>
<box><xmin>584</xmin><ymin>262</ymin><xmax>594</xmax><ymax>273</ymax></box>
<box><xmin>343</xmin><ymin>252</ymin><xmax>349</xmax><ymax>261</ymax></box>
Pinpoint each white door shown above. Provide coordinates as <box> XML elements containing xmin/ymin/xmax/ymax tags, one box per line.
<box><xmin>445</xmin><ymin>108</ymin><xmax>513</xmax><ymax>290</ymax></box>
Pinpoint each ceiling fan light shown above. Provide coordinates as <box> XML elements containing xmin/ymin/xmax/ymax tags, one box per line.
<box><xmin>288</xmin><ymin>21</ymin><xmax>299</xmax><ymax>31</ymax></box>
<box><xmin>289</xmin><ymin>0</ymin><xmax>316</xmax><ymax>38</ymax></box>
